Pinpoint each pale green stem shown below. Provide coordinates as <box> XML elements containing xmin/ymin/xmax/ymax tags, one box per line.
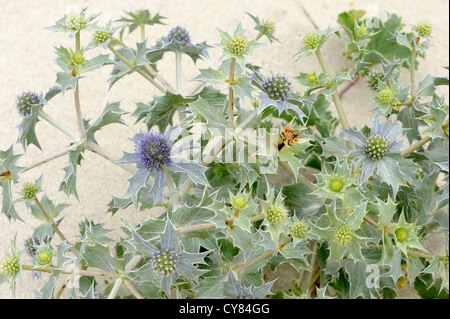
<box><xmin>140</xmin><ymin>23</ymin><xmax>146</xmax><ymax>42</ymax></box>
<box><xmin>234</xmin><ymin>236</ymin><xmax>292</xmax><ymax>274</ymax></box>
<box><xmin>178</xmin><ymin>223</ymin><xmax>216</xmax><ymax>235</ymax></box>
<box><xmin>21</xmin><ymin>264</ymin><xmax>115</xmax><ymax>277</ymax></box>
<box><xmin>315</xmin><ymin>49</ymin><xmax>354</xmax><ymax>150</ymax></box>
<box><xmin>305</xmin><ymin>242</ymin><xmax>318</xmax><ymax>291</ymax></box>
<box><xmin>401</xmin><ymin>119</ymin><xmax>449</xmax><ymax>157</ymax></box>
<box><xmin>189</xmin><ymin>82</ymin><xmax>206</xmax><ymax>96</ymax></box>
<box><xmin>410</xmin><ymin>37</ymin><xmax>419</xmax><ymax>100</ymax></box>
<box><xmin>176</xmin><ymin>51</ymin><xmax>182</xmax><ymax>94</ymax></box>
<box><xmin>74</xmin><ymin>31</ymin><xmax>86</xmax><ymax>139</ymax></box>
<box><xmin>228</xmin><ymin>57</ymin><xmax>236</xmax><ymax>129</ymax></box>
<box><xmin>123</xmin><ymin>278</ymin><xmax>144</xmax><ymax>299</ymax></box>
<box><xmin>23</xmin><ymin>149</ymin><xmax>69</xmax><ymax>173</ymax></box>
<box><xmin>108</xmin><ymin>277</ymin><xmax>124</xmax><ymax>299</ymax></box>
<box><xmin>38</xmin><ymin>110</ymin><xmax>79</xmax><ymax>141</ymax></box>
<box><xmin>85</xmin><ymin>141</ymin><xmax>135</xmax><ymax>174</ymax></box>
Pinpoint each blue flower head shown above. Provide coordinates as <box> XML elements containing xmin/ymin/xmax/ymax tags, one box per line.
<box><xmin>167</xmin><ymin>25</ymin><xmax>192</xmax><ymax>46</ymax></box>
<box><xmin>16</xmin><ymin>91</ymin><xmax>40</xmax><ymax>117</ymax></box>
<box><xmin>135</xmin><ymin>131</ymin><xmax>173</xmax><ymax>171</ymax></box>
<box><xmin>262</xmin><ymin>74</ymin><xmax>292</xmax><ymax>101</ymax></box>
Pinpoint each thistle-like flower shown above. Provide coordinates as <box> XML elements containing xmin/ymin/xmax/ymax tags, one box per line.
<box><xmin>65</xmin><ymin>12</ymin><xmax>86</xmax><ymax>31</ymax></box>
<box><xmin>252</xmin><ymin>72</ymin><xmax>304</xmax><ymax>118</ymax></box>
<box><xmin>314</xmin><ymin>161</ymin><xmax>355</xmax><ymax>201</ymax></box>
<box><xmin>342</xmin><ymin>118</ymin><xmax>405</xmax><ymax>187</ymax></box>
<box><xmin>123</xmin><ymin>218</ymin><xmax>208</xmax><ymax>297</ymax></box>
<box><xmin>310</xmin><ymin>201</ymin><xmax>369</xmax><ymax>262</ymax></box>
<box><xmin>390</xmin><ymin>213</ymin><xmax>425</xmax><ymax>257</ymax></box>
<box><xmin>135</xmin><ymin>131</ymin><xmax>173</xmax><ymax>171</ymax></box>
<box><xmin>118</xmin><ymin>127</ymin><xmax>207</xmax><ymax>205</ymax></box>
<box><xmin>167</xmin><ymin>26</ymin><xmax>192</xmax><ymax>46</ymax></box>
<box><xmin>16</xmin><ymin>91</ymin><xmax>40</xmax><ymax>117</ymax></box>
<box><xmin>24</xmin><ymin>236</ymin><xmax>50</xmax><ymax>258</ymax></box>
<box><xmin>289</xmin><ymin>219</ymin><xmax>309</xmax><ymax>239</ymax></box>
<box><xmin>33</xmin><ymin>243</ymin><xmax>55</xmax><ymax>268</ymax></box>
<box><xmin>1</xmin><ymin>256</ymin><xmax>20</xmax><ymax>277</ymax></box>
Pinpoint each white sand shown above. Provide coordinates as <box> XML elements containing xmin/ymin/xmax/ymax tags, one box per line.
<box><xmin>0</xmin><ymin>0</ymin><xmax>448</xmax><ymax>298</ymax></box>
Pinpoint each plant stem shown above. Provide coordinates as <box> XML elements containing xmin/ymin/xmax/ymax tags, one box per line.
<box><xmin>21</xmin><ymin>264</ymin><xmax>115</xmax><ymax>277</ymax></box>
<box><xmin>410</xmin><ymin>37</ymin><xmax>419</xmax><ymax>100</ymax></box>
<box><xmin>176</xmin><ymin>51</ymin><xmax>182</xmax><ymax>94</ymax></box>
<box><xmin>338</xmin><ymin>75</ymin><xmax>360</xmax><ymax>99</ymax></box>
<box><xmin>38</xmin><ymin>110</ymin><xmax>79</xmax><ymax>141</ymax></box>
<box><xmin>108</xmin><ymin>277</ymin><xmax>123</xmax><ymax>299</ymax></box>
<box><xmin>107</xmin><ymin>43</ymin><xmax>166</xmax><ymax>93</ymax></box>
<box><xmin>234</xmin><ymin>236</ymin><xmax>292</xmax><ymax>274</ymax></box>
<box><xmin>140</xmin><ymin>23</ymin><xmax>145</xmax><ymax>42</ymax></box>
<box><xmin>401</xmin><ymin>119</ymin><xmax>448</xmax><ymax>157</ymax></box>
<box><xmin>33</xmin><ymin>196</ymin><xmax>79</xmax><ymax>257</ymax></box>
<box><xmin>178</xmin><ymin>223</ymin><xmax>216</xmax><ymax>235</ymax></box>
<box><xmin>315</xmin><ymin>49</ymin><xmax>354</xmax><ymax>150</ymax></box>
<box><xmin>23</xmin><ymin>149</ymin><xmax>69</xmax><ymax>173</ymax></box>
<box><xmin>73</xmin><ymin>31</ymin><xmax>86</xmax><ymax>139</ymax></box>
<box><xmin>85</xmin><ymin>141</ymin><xmax>135</xmax><ymax>174</ymax></box>
<box><xmin>228</xmin><ymin>57</ymin><xmax>236</xmax><ymax>129</ymax></box>
<box><xmin>123</xmin><ymin>278</ymin><xmax>144</xmax><ymax>299</ymax></box>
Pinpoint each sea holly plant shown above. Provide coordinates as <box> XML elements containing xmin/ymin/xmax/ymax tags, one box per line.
<box><xmin>0</xmin><ymin>7</ymin><xmax>448</xmax><ymax>301</ymax></box>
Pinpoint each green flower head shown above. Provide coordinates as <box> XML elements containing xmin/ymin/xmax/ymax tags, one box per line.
<box><xmin>19</xmin><ymin>176</ymin><xmax>42</xmax><ymax>203</ymax></box>
<box><xmin>333</xmin><ymin>225</ymin><xmax>354</xmax><ymax>246</ymax></box>
<box><xmin>34</xmin><ymin>243</ymin><xmax>55</xmax><ymax>268</ymax></box>
<box><xmin>1</xmin><ymin>256</ymin><xmax>20</xmax><ymax>277</ymax></box>
<box><xmin>391</xmin><ymin>213</ymin><xmax>425</xmax><ymax>257</ymax></box>
<box><xmin>303</xmin><ymin>32</ymin><xmax>320</xmax><ymax>50</ymax></box>
<box><xmin>290</xmin><ymin>219</ymin><xmax>309</xmax><ymax>239</ymax></box>
<box><xmin>415</xmin><ymin>21</ymin><xmax>432</xmax><ymax>37</ymax></box>
<box><xmin>229</xmin><ymin>190</ymin><xmax>250</xmax><ymax>210</ymax></box>
<box><xmin>314</xmin><ymin>161</ymin><xmax>355</xmax><ymax>201</ymax></box>
<box><xmin>377</xmin><ymin>88</ymin><xmax>396</xmax><ymax>105</ymax></box>
<box><xmin>266</xmin><ymin>204</ymin><xmax>288</xmax><ymax>225</ymax></box>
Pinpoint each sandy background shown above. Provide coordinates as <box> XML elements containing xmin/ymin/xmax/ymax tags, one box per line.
<box><xmin>0</xmin><ymin>0</ymin><xmax>448</xmax><ymax>298</ymax></box>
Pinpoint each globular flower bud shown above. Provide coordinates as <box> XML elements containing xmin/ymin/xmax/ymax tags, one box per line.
<box><xmin>367</xmin><ymin>70</ymin><xmax>384</xmax><ymax>91</ymax></box>
<box><xmin>167</xmin><ymin>26</ymin><xmax>192</xmax><ymax>46</ymax></box>
<box><xmin>232</xmin><ymin>196</ymin><xmax>248</xmax><ymax>210</ymax></box>
<box><xmin>263</xmin><ymin>75</ymin><xmax>292</xmax><ymax>101</ymax></box>
<box><xmin>72</xmin><ymin>51</ymin><xmax>85</xmax><ymax>65</ymax></box>
<box><xmin>21</xmin><ymin>183</ymin><xmax>39</xmax><ymax>200</ymax></box>
<box><xmin>16</xmin><ymin>91</ymin><xmax>40</xmax><ymax>117</ymax></box>
<box><xmin>378</xmin><ymin>88</ymin><xmax>396</xmax><ymax>105</ymax></box>
<box><xmin>266</xmin><ymin>204</ymin><xmax>288</xmax><ymax>225</ymax></box>
<box><xmin>364</xmin><ymin>135</ymin><xmax>388</xmax><ymax>160</ymax></box>
<box><xmin>357</xmin><ymin>26</ymin><xmax>368</xmax><ymax>37</ymax></box>
<box><xmin>136</xmin><ymin>132</ymin><xmax>173</xmax><ymax>171</ymax></box>
<box><xmin>290</xmin><ymin>220</ymin><xmax>309</xmax><ymax>238</ymax></box>
<box><xmin>307</xmin><ymin>72</ymin><xmax>318</xmax><ymax>83</ymax></box>
<box><xmin>416</xmin><ymin>21</ymin><xmax>432</xmax><ymax>37</ymax></box>
<box><xmin>1</xmin><ymin>256</ymin><xmax>20</xmax><ymax>276</ymax></box>
<box><xmin>228</xmin><ymin>35</ymin><xmax>248</xmax><ymax>55</ymax></box>
<box><xmin>262</xmin><ymin>19</ymin><xmax>276</xmax><ymax>34</ymax></box>
<box><xmin>334</xmin><ymin>225</ymin><xmax>354</xmax><ymax>246</ymax></box>
<box><xmin>395</xmin><ymin>227</ymin><xmax>408</xmax><ymax>243</ymax></box>
<box><xmin>150</xmin><ymin>249</ymin><xmax>178</xmax><ymax>277</ymax></box>
<box><xmin>94</xmin><ymin>30</ymin><xmax>110</xmax><ymax>44</ymax></box>
<box><xmin>65</xmin><ymin>13</ymin><xmax>86</xmax><ymax>31</ymax></box>
<box><xmin>329</xmin><ymin>179</ymin><xmax>344</xmax><ymax>193</ymax></box>
<box><xmin>303</xmin><ymin>32</ymin><xmax>320</xmax><ymax>50</ymax></box>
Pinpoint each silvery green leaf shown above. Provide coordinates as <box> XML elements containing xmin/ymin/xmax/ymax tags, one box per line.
<box><xmin>227</xmin><ymin>225</ymin><xmax>255</xmax><ymax>251</ymax></box>
<box><xmin>392</xmin><ymin>32</ymin><xmax>412</xmax><ymax>51</ymax></box>
<box><xmin>170</xmin><ymin>159</ymin><xmax>209</xmax><ymax>187</ymax></box>
<box><xmin>106</xmin><ymin>196</ymin><xmax>132</xmax><ymax>215</ymax></box>
<box><xmin>17</xmin><ymin>104</ymin><xmax>43</xmax><ymax>150</ymax></box>
<box><xmin>0</xmin><ymin>146</ymin><xmax>25</xmax><ymax>220</ymax></box>
<box><xmin>38</xmin><ymin>270</ymin><xmax>61</xmax><ymax>299</ymax></box>
<box><xmin>282</xmin><ymin>182</ymin><xmax>323</xmax><ymax>219</ymax></box>
<box><xmin>79</xmin><ymin>54</ymin><xmax>110</xmax><ymax>73</ymax></box>
<box><xmin>146</xmin><ymin>37</ymin><xmax>210</xmax><ymax>64</ymax></box>
<box><xmin>80</xmin><ymin>220</ymin><xmax>114</xmax><ymax>246</ymax></box>
<box><xmin>341</xmin><ymin>259</ymin><xmax>377</xmax><ymax>299</ymax></box>
<box><xmin>160</xmin><ymin>218</ymin><xmax>180</xmax><ymax>252</ymax></box>
<box><xmin>55</xmin><ymin>72</ymin><xmax>80</xmax><ymax>95</ymax></box>
<box><xmin>86</xmin><ymin>101</ymin><xmax>128</xmax><ymax>143</ymax></box>
<box><xmin>397</xmin><ymin>103</ymin><xmax>426</xmax><ymax>143</ymax></box>
<box><xmin>82</xmin><ymin>243</ymin><xmax>124</xmax><ymax>272</ymax></box>
<box><xmin>55</xmin><ymin>241</ymin><xmax>75</xmax><ymax>271</ymax></box>
<box><xmin>171</xmin><ymin>189</ymin><xmax>216</xmax><ymax>227</ymax></box>
<box><xmin>194</xmin><ymin>277</ymin><xmax>225</xmax><ymax>298</ymax></box>
<box><xmin>59</xmin><ymin>144</ymin><xmax>84</xmax><ymax>199</ymax></box>
<box><xmin>187</xmin><ymin>96</ymin><xmax>227</xmax><ymax>129</ymax></box>
<box><xmin>30</xmin><ymin>195</ymin><xmax>70</xmax><ymax>221</ymax></box>
<box><xmin>194</xmin><ymin>68</ymin><xmax>228</xmax><ymax>84</ymax></box>
<box><xmin>231</xmin><ymin>76</ymin><xmax>254</xmax><ymax>102</ymax></box>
